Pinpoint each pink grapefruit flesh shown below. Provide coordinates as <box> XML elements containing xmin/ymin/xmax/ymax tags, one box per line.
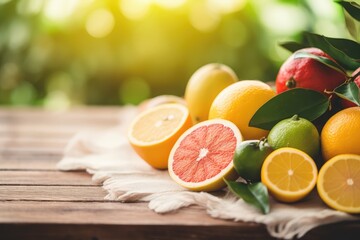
<box><xmin>168</xmin><ymin>119</ymin><xmax>243</xmax><ymax>191</ymax></box>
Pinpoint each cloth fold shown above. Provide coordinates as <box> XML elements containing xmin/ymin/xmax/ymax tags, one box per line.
<box><xmin>57</xmin><ymin>106</ymin><xmax>358</xmax><ymax>239</ymax></box>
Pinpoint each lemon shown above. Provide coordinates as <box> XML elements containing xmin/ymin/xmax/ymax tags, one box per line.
<box><xmin>208</xmin><ymin>80</ymin><xmax>276</xmax><ymax>140</ymax></box>
<box><xmin>184</xmin><ymin>63</ymin><xmax>238</xmax><ymax>124</ymax></box>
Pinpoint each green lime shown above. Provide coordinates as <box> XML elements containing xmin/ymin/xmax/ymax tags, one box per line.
<box><xmin>267</xmin><ymin>114</ymin><xmax>320</xmax><ymax>158</ymax></box>
<box><xmin>233</xmin><ymin>139</ymin><xmax>273</xmax><ymax>182</ymax></box>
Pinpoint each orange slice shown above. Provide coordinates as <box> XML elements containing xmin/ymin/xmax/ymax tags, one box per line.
<box><xmin>168</xmin><ymin>119</ymin><xmax>243</xmax><ymax>191</ymax></box>
<box><xmin>128</xmin><ymin>103</ymin><xmax>193</xmax><ymax>169</ymax></box>
<box><xmin>261</xmin><ymin>147</ymin><xmax>318</xmax><ymax>202</ymax></box>
<box><xmin>317</xmin><ymin>154</ymin><xmax>360</xmax><ymax>213</ymax></box>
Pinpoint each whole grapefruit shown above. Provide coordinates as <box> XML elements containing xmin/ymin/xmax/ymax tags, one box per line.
<box><xmin>276</xmin><ymin>48</ymin><xmax>346</xmax><ymax>94</ymax></box>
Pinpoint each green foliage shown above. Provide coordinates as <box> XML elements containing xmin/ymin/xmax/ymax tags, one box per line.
<box><xmin>225</xmin><ymin>179</ymin><xmax>270</xmax><ymax>214</ymax></box>
<box><xmin>250</xmin><ymin>88</ymin><xmax>330</xmax><ymax>130</ymax></box>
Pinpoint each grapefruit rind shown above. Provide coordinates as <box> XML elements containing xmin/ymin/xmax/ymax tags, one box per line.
<box><xmin>261</xmin><ymin>147</ymin><xmax>318</xmax><ymax>203</ymax></box>
<box><xmin>168</xmin><ymin>119</ymin><xmax>243</xmax><ymax>192</ymax></box>
<box><xmin>128</xmin><ymin>103</ymin><xmax>193</xmax><ymax>169</ymax></box>
<box><xmin>317</xmin><ymin>154</ymin><xmax>360</xmax><ymax>214</ymax></box>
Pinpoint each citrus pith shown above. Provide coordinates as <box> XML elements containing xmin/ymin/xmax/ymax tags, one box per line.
<box><xmin>128</xmin><ymin>103</ymin><xmax>193</xmax><ymax>169</ymax></box>
<box><xmin>317</xmin><ymin>154</ymin><xmax>360</xmax><ymax>214</ymax></box>
<box><xmin>261</xmin><ymin>147</ymin><xmax>318</xmax><ymax>203</ymax></box>
<box><xmin>168</xmin><ymin>119</ymin><xmax>243</xmax><ymax>191</ymax></box>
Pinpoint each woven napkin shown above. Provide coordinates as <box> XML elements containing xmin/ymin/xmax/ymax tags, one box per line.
<box><xmin>57</xmin><ymin>105</ymin><xmax>358</xmax><ymax>239</ymax></box>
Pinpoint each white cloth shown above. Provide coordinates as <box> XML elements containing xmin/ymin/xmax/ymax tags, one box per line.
<box><xmin>57</xmin><ymin>106</ymin><xmax>358</xmax><ymax>239</ymax></box>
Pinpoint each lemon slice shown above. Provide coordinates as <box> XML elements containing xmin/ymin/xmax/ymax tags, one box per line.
<box><xmin>261</xmin><ymin>147</ymin><xmax>318</xmax><ymax>202</ymax></box>
<box><xmin>317</xmin><ymin>154</ymin><xmax>360</xmax><ymax>213</ymax></box>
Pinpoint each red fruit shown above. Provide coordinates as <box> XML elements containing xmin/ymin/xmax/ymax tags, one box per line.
<box><xmin>341</xmin><ymin>67</ymin><xmax>360</xmax><ymax>108</ymax></box>
<box><xmin>276</xmin><ymin>48</ymin><xmax>346</xmax><ymax>94</ymax></box>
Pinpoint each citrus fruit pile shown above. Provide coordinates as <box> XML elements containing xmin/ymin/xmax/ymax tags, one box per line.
<box><xmin>128</xmin><ymin>52</ymin><xmax>360</xmax><ymax>214</ymax></box>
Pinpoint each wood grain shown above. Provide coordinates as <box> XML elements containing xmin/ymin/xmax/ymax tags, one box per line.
<box><xmin>0</xmin><ymin>107</ymin><xmax>359</xmax><ymax>240</ymax></box>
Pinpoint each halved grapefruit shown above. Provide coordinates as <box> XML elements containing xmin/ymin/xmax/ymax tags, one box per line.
<box><xmin>168</xmin><ymin>119</ymin><xmax>243</xmax><ymax>191</ymax></box>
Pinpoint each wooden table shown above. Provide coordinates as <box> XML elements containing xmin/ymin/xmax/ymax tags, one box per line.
<box><xmin>0</xmin><ymin>107</ymin><xmax>359</xmax><ymax>240</ymax></box>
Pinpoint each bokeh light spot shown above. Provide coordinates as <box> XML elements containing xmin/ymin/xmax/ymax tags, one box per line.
<box><xmin>154</xmin><ymin>0</ymin><xmax>186</xmax><ymax>9</ymax></box>
<box><xmin>44</xmin><ymin>90</ymin><xmax>71</xmax><ymax>110</ymax></box>
<box><xmin>207</xmin><ymin>0</ymin><xmax>247</xmax><ymax>15</ymax></box>
<box><xmin>189</xmin><ymin>2</ymin><xmax>220</xmax><ymax>32</ymax></box>
<box><xmin>120</xmin><ymin>0</ymin><xmax>151</xmax><ymax>20</ymax></box>
<box><xmin>120</xmin><ymin>77</ymin><xmax>151</xmax><ymax>105</ymax></box>
<box><xmin>86</xmin><ymin>9</ymin><xmax>115</xmax><ymax>38</ymax></box>
<box><xmin>43</xmin><ymin>0</ymin><xmax>80</xmax><ymax>22</ymax></box>
<box><xmin>259</xmin><ymin>4</ymin><xmax>308</xmax><ymax>35</ymax></box>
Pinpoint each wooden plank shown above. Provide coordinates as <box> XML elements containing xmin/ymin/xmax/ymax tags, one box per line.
<box><xmin>0</xmin><ymin>186</ymin><xmax>106</xmax><ymax>201</ymax></box>
<box><xmin>0</xmin><ymin>201</ymin><xmax>358</xmax><ymax>240</ymax></box>
<box><xmin>0</xmin><ymin>138</ymin><xmax>68</xmax><ymax>147</ymax></box>
<box><xmin>0</xmin><ymin>224</ymin><xmax>272</xmax><ymax>240</ymax></box>
<box><xmin>0</xmin><ymin>201</ymin><xmax>240</xmax><ymax>226</ymax></box>
<box><xmin>0</xmin><ymin>153</ymin><xmax>61</xmax><ymax>170</ymax></box>
<box><xmin>0</xmin><ymin>170</ymin><xmax>97</xmax><ymax>186</ymax></box>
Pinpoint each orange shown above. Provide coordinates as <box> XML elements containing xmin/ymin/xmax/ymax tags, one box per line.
<box><xmin>321</xmin><ymin>107</ymin><xmax>360</xmax><ymax>162</ymax></box>
<box><xmin>168</xmin><ymin>119</ymin><xmax>242</xmax><ymax>191</ymax></box>
<box><xmin>261</xmin><ymin>147</ymin><xmax>318</xmax><ymax>203</ymax></box>
<box><xmin>317</xmin><ymin>154</ymin><xmax>360</xmax><ymax>214</ymax></box>
<box><xmin>128</xmin><ymin>103</ymin><xmax>192</xmax><ymax>169</ymax></box>
<box><xmin>184</xmin><ymin>63</ymin><xmax>238</xmax><ymax>124</ymax></box>
<box><xmin>208</xmin><ymin>80</ymin><xmax>276</xmax><ymax>140</ymax></box>
<box><xmin>276</xmin><ymin>48</ymin><xmax>346</xmax><ymax>94</ymax></box>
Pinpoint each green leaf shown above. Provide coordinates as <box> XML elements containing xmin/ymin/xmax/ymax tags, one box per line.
<box><xmin>342</xmin><ymin>5</ymin><xmax>360</xmax><ymax>41</ymax></box>
<box><xmin>279</xmin><ymin>32</ymin><xmax>360</xmax><ymax>70</ymax></box>
<box><xmin>302</xmin><ymin>32</ymin><xmax>360</xmax><ymax>70</ymax></box>
<box><xmin>225</xmin><ymin>179</ymin><xmax>270</xmax><ymax>214</ymax></box>
<box><xmin>337</xmin><ymin>1</ymin><xmax>360</xmax><ymax>21</ymax></box>
<box><xmin>293</xmin><ymin>51</ymin><xmax>347</xmax><ymax>75</ymax></box>
<box><xmin>249</xmin><ymin>88</ymin><xmax>330</xmax><ymax>130</ymax></box>
<box><xmin>333</xmin><ymin>81</ymin><xmax>360</xmax><ymax>106</ymax></box>
<box><xmin>279</xmin><ymin>41</ymin><xmax>306</xmax><ymax>53</ymax></box>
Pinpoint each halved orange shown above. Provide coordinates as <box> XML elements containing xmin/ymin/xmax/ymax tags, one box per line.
<box><xmin>128</xmin><ymin>103</ymin><xmax>193</xmax><ymax>169</ymax></box>
<box><xmin>261</xmin><ymin>147</ymin><xmax>318</xmax><ymax>202</ymax></box>
<box><xmin>317</xmin><ymin>154</ymin><xmax>360</xmax><ymax>213</ymax></box>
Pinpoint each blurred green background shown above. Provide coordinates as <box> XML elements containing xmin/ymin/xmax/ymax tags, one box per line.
<box><xmin>0</xmin><ymin>0</ymin><xmax>351</xmax><ymax>109</ymax></box>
